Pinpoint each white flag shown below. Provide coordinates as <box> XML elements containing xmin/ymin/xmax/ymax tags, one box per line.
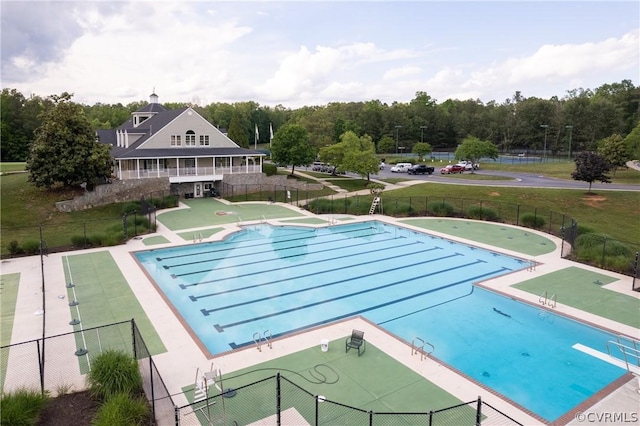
<box><xmin>255</xmin><ymin>124</ymin><xmax>259</xmax><ymax>141</ymax></box>
<box><xmin>269</xmin><ymin>123</ymin><xmax>274</xmax><ymax>140</ymax></box>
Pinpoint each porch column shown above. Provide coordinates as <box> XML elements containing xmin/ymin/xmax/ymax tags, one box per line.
<box><xmin>118</xmin><ymin>160</ymin><xmax>122</xmax><ymax>179</ymax></box>
<box><xmin>212</xmin><ymin>156</ymin><xmax>216</xmax><ymax>175</ymax></box>
<box><xmin>229</xmin><ymin>156</ymin><xmax>232</xmax><ymax>173</ymax></box>
<box><xmin>245</xmin><ymin>156</ymin><xmax>249</xmax><ymax>173</ymax></box>
<box><xmin>195</xmin><ymin>158</ymin><xmax>199</xmax><ymax>175</ymax></box>
<box><xmin>176</xmin><ymin>157</ymin><xmax>179</xmax><ymax>176</ymax></box>
<box><xmin>136</xmin><ymin>159</ymin><xmax>140</xmax><ymax>179</ymax></box>
<box><xmin>156</xmin><ymin>159</ymin><xmax>160</xmax><ymax>177</ymax></box>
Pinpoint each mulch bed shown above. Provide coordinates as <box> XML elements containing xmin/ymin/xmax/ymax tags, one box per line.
<box><xmin>38</xmin><ymin>391</ymin><xmax>99</xmax><ymax>426</ymax></box>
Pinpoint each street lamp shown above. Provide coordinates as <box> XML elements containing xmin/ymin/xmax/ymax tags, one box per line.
<box><xmin>395</xmin><ymin>125</ymin><xmax>402</xmax><ymax>154</ymax></box>
<box><xmin>565</xmin><ymin>125</ymin><xmax>573</xmax><ymax>160</ymax></box>
<box><xmin>540</xmin><ymin>124</ymin><xmax>549</xmax><ymax>162</ymax></box>
<box><xmin>420</xmin><ymin>125</ymin><xmax>427</xmax><ymax>143</ymax></box>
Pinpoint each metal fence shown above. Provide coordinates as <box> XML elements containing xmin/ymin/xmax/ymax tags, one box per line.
<box><xmin>175</xmin><ymin>373</ymin><xmax>523</xmax><ymax>425</ymax></box>
<box><xmin>0</xmin><ymin>319</ymin><xmax>173</xmax><ymax>424</ymax></box>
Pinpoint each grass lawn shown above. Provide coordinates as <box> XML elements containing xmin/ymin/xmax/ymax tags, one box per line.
<box><xmin>0</xmin><ymin>163</ymin><xmax>26</xmax><ymax>173</ymax></box>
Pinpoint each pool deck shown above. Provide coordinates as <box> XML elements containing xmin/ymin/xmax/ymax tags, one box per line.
<box><xmin>1</xmin><ymin>196</ymin><xmax>639</xmax><ymax>425</ymax></box>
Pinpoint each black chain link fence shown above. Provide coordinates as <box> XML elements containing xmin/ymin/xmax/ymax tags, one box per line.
<box><xmin>0</xmin><ymin>319</ymin><xmax>174</xmax><ymax>425</ymax></box>
<box><xmin>175</xmin><ymin>373</ymin><xmax>523</xmax><ymax>425</ymax></box>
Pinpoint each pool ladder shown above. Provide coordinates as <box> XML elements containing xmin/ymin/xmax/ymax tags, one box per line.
<box><xmin>411</xmin><ymin>337</ymin><xmax>435</xmax><ymax>361</ymax></box>
<box><xmin>539</xmin><ymin>291</ymin><xmax>557</xmax><ymax>308</ymax></box>
<box><xmin>253</xmin><ymin>330</ymin><xmax>272</xmax><ymax>352</ymax></box>
<box><xmin>606</xmin><ymin>335</ymin><xmax>640</xmax><ymax>373</ymax></box>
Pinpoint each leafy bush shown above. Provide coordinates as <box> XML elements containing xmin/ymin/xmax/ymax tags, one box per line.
<box><xmin>22</xmin><ymin>240</ymin><xmax>41</xmax><ymax>255</ymax></box>
<box><xmin>0</xmin><ymin>387</ymin><xmax>49</xmax><ymax>426</ymax></box>
<box><xmin>388</xmin><ymin>201</ymin><xmax>414</xmax><ymax>216</ymax></box>
<box><xmin>92</xmin><ymin>392</ymin><xmax>150</xmax><ymax>426</ymax></box>
<box><xmin>7</xmin><ymin>240</ymin><xmax>24</xmax><ymax>255</ymax></box>
<box><xmin>121</xmin><ymin>201</ymin><xmax>140</xmax><ymax>215</ymax></box>
<box><xmin>263</xmin><ymin>163</ymin><xmax>278</xmax><ymax>176</ymax></box>
<box><xmin>520</xmin><ymin>213</ymin><xmax>546</xmax><ymax>229</ymax></box>
<box><xmin>429</xmin><ymin>201</ymin><xmax>454</xmax><ymax>217</ymax></box>
<box><xmin>87</xmin><ymin>350</ymin><xmax>142</xmax><ymax>401</ymax></box>
<box><xmin>366</xmin><ymin>182</ymin><xmax>385</xmax><ymax>194</ymax></box>
<box><xmin>575</xmin><ymin>224</ymin><xmax>595</xmax><ymax>236</ymax></box>
<box><xmin>70</xmin><ymin>235</ymin><xmax>89</xmax><ymax>248</ymax></box>
<box><xmin>307</xmin><ymin>198</ymin><xmax>350</xmax><ymax>214</ymax></box>
<box><xmin>88</xmin><ymin>234</ymin><xmax>105</xmax><ymax>247</ymax></box>
<box><xmin>467</xmin><ymin>206</ymin><xmax>499</xmax><ymax>221</ymax></box>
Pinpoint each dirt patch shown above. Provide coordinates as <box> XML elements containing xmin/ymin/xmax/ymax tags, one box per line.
<box><xmin>38</xmin><ymin>391</ymin><xmax>99</xmax><ymax>426</ymax></box>
<box><xmin>489</xmin><ymin>192</ymin><xmax>500</xmax><ymax>197</ymax></box>
<box><xmin>582</xmin><ymin>196</ymin><xmax>607</xmax><ymax>207</ymax></box>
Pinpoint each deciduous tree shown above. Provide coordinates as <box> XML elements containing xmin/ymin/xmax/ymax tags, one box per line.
<box><xmin>26</xmin><ymin>93</ymin><xmax>112</xmax><ymax>189</ymax></box>
<box><xmin>454</xmin><ymin>136</ymin><xmax>499</xmax><ymax>172</ymax></box>
<box><xmin>597</xmin><ymin>134</ymin><xmax>630</xmax><ymax>176</ymax></box>
<box><xmin>412</xmin><ymin>142</ymin><xmax>432</xmax><ymax>161</ymax></box>
<box><xmin>270</xmin><ymin>124</ymin><xmax>315</xmax><ymax>175</ymax></box>
<box><xmin>571</xmin><ymin>151</ymin><xmax>611</xmax><ymax>193</ymax></box>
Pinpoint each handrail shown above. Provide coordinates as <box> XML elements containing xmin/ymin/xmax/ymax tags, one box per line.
<box><xmin>539</xmin><ymin>291</ymin><xmax>547</xmax><ymax>305</ymax></box>
<box><xmin>539</xmin><ymin>291</ymin><xmax>557</xmax><ymax>308</ymax></box>
<box><xmin>548</xmin><ymin>293</ymin><xmax>557</xmax><ymax>308</ymax></box>
<box><xmin>606</xmin><ymin>340</ymin><xmax>640</xmax><ymax>371</ymax></box>
<box><xmin>253</xmin><ymin>332</ymin><xmax>263</xmax><ymax>352</ymax></box>
<box><xmin>411</xmin><ymin>337</ymin><xmax>434</xmax><ymax>361</ymax></box>
<box><xmin>264</xmin><ymin>329</ymin><xmax>272</xmax><ymax>349</ymax></box>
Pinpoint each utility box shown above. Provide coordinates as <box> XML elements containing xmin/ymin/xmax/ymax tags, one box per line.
<box><xmin>321</xmin><ymin>339</ymin><xmax>329</xmax><ymax>352</ymax></box>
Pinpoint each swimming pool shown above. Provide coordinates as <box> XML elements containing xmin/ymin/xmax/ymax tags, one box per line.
<box><xmin>135</xmin><ymin>221</ymin><xmax>628</xmax><ymax>422</ymax></box>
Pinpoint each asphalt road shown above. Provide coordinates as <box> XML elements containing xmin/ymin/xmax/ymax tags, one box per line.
<box><xmin>374</xmin><ymin>167</ymin><xmax>640</xmax><ymax>192</ymax></box>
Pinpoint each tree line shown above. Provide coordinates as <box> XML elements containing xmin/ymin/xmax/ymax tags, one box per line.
<box><xmin>2</xmin><ymin>80</ymin><xmax>639</xmax><ymax>163</ymax></box>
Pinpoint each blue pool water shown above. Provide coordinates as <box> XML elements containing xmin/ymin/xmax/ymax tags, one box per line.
<box><xmin>135</xmin><ymin>222</ymin><xmax>627</xmax><ymax>422</ymax></box>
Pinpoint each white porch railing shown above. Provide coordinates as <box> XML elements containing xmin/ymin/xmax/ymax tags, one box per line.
<box><xmin>117</xmin><ymin>165</ymin><xmax>261</xmax><ymax>180</ymax></box>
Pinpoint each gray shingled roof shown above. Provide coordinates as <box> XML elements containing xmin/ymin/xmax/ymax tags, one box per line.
<box><xmin>115</xmin><ymin>147</ymin><xmax>264</xmax><ymax>159</ymax></box>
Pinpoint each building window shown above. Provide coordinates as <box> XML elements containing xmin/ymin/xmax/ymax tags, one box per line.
<box><xmin>142</xmin><ymin>159</ymin><xmax>166</xmax><ymax>170</ymax></box>
<box><xmin>199</xmin><ymin>135</ymin><xmax>210</xmax><ymax>146</ymax></box>
<box><xmin>171</xmin><ymin>135</ymin><xmax>181</xmax><ymax>146</ymax></box>
<box><xmin>185</xmin><ymin>130</ymin><xmax>196</xmax><ymax>146</ymax></box>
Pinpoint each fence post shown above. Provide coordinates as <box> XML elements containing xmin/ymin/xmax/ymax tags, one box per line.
<box><xmin>476</xmin><ymin>396</ymin><xmax>482</xmax><ymax>426</ymax></box>
<box><xmin>429</xmin><ymin>410</ymin><xmax>434</xmax><ymax>426</ymax></box>
<box><xmin>633</xmin><ymin>252</ymin><xmax>639</xmax><ymax>291</ymax></box>
<box><xmin>369</xmin><ymin>410</ymin><xmax>373</xmax><ymax>426</ymax></box>
<box><xmin>122</xmin><ymin>213</ymin><xmax>128</xmax><ymax>240</ymax></box>
<box><xmin>601</xmin><ymin>237</ymin><xmax>607</xmax><ymax>267</ymax></box>
<box><xmin>276</xmin><ymin>372</ymin><xmax>282</xmax><ymax>426</ymax></box>
<box><xmin>516</xmin><ymin>205</ymin><xmax>520</xmax><ymax>226</ymax></box>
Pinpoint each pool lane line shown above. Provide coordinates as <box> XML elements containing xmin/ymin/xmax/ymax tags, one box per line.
<box><xmin>223</xmin><ymin>265</ymin><xmax>511</xmax><ymax>341</ymax></box>
<box><xmin>170</xmin><ymin>231</ymin><xmax>397</xmax><ymax>278</ymax></box>
<box><xmin>212</xmin><ymin>260</ymin><xmax>506</xmax><ymax>332</ymax></box>
<box><xmin>181</xmin><ymin>237</ymin><xmax>432</xmax><ymax>290</ymax></box>
<box><xmin>156</xmin><ymin>223</ymin><xmax>384</xmax><ymax>262</ymax></box>
<box><xmin>195</xmin><ymin>248</ymin><xmax>452</xmax><ymax>308</ymax></box>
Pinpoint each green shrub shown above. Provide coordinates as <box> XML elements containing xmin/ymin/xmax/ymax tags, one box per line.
<box><xmin>429</xmin><ymin>201</ymin><xmax>454</xmax><ymax>217</ymax></box>
<box><xmin>366</xmin><ymin>182</ymin><xmax>385</xmax><ymax>194</ymax></box>
<box><xmin>263</xmin><ymin>163</ymin><xmax>277</xmax><ymax>176</ymax></box>
<box><xmin>307</xmin><ymin>198</ymin><xmax>350</xmax><ymax>214</ymax></box>
<box><xmin>122</xmin><ymin>202</ymin><xmax>140</xmax><ymax>215</ymax></box>
<box><xmin>22</xmin><ymin>240</ymin><xmax>41</xmax><ymax>255</ymax></box>
<box><xmin>520</xmin><ymin>213</ymin><xmax>546</xmax><ymax>229</ymax></box>
<box><xmin>161</xmin><ymin>194</ymin><xmax>178</xmax><ymax>208</ymax></box>
<box><xmin>92</xmin><ymin>392</ymin><xmax>150</xmax><ymax>426</ymax></box>
<box><xmin>0</xmin><ymin>387</ymin><xmax>49</xmax><ymax>426</ymax></box>
<box><xmin>574</xmin><ymin>233</ymin><xmax>606</xmax><ymax>250</ymax></box>
<box><xmin>70</xmin><ymin>235</ymin><xmax>89</xmax><ymax>248</ymax></box>
<box><xmin>467</xmin><ymin>206</ymin><xmax>499</xmax><ymax>221</ymax></box>
<box><xmin>87</xmin><ymin>350</ymin><xmax>142</xmax><ymax>401</ymax></box>
<box><xmin>7</xmin><ymin>240</ymin><xmax>24</xmax><ymax>255</ymax></box>
<box><xmin>388</xmin><ymin>201</ymin><xmax>414</xmax><ymax>216</ymax></box>
<box><xmin>89</xmin><ymin>234</ymin><xmax>105</xmax><ymax>247</ymax></box>
<box><xmin>576</xmin><ymin>224</ymin><xmax>595</xmax><ymax>236</ymax></box>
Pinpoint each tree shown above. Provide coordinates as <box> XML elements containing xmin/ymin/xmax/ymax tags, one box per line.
<box><xmin>412</xmin><ymin>142</ymin><xmax>432</xmax><ymax>161</ymax></box>
<box><xmin>270</xmin><ymin>124</ymin><xmax>315</xmax><ymax>175</ymax></box>
<box><xmin>321</xmin><ymin>131</ymin><xmax>379</xmax><ymax>180</ymax></box>
<box><xmin>597</xmin><ymin>134</ymin><xmax>630</xmax><ymax>176</ymax></box>
<box><xmin>571</xmin><ymin>151</ymin><xmax>611</xmax><ymax>193</ymax></box>
<box><xmin>377</xmin><ymin>135</ymin><xmax>395</xmax><ymax>153</ymax></box>
<box><xmin>624</xmin><ymin>123</ymin><xmax>640</xmax><ymax>161</ymax></box>
<box><xmin>227</xmin><ymin>112</ymin><xmax>248</xmax><ymax>148</ymax></box>
<box><xmin>26</xmin><ymin>93</ymin><xmax>112</xmax><ymax>189</ymax></box>
<box><xmin>454</xmin><ymin>136</ymin><xmax>499</xmax><ymax>172</ymax></box>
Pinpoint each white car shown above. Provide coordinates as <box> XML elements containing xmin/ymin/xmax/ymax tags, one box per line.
<box><xmin>390</xmin><ymin>163</ymin><xmax>412</xmax><ymax>173</ymax></box>
<box><xmin>456</xmin><ymin>160</ymin><xmax>479</xmax><ymax>171</ymax></box>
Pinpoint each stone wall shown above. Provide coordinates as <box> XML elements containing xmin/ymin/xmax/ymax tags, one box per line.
<box><xmin>55</xmin><ymin>178</ymin><xmax>171</xmax><ymax>212</ymax></box>
<box><xmin>55</xmin><ymin>173</ymin><xmax>322</xmax><ymax>212</ymax></box>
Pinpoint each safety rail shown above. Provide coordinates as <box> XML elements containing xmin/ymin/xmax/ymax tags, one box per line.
<box><xmin>253</xmin><ymin>330</ymin><xmax>272</xmax><ymax>352</ymax></box>
<box><xmin>411</xmin><ymin>337</ymin><xmax>435</xmax><ymax>361</ymax></box>
<box><xmin>539</xmin><ymin>291</ymin><xmax>557</xmax><ymax>308</ymax></box>
<box><xmin>607</xmin><ymin>335</ymin><xmax>640</xmax><ymax>372</ymax></box>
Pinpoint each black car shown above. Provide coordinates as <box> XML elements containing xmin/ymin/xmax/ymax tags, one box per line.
<box><xmin>407</xmin><ymin>164</ymin><xmax>435</xmax><ymax>175</ymax></box>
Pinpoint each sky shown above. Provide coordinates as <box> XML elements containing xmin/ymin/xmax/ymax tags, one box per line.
<box><xmin>1</xmin><ymin>1</ymin><xmax>638</xmax><ymax>108</ymax></box>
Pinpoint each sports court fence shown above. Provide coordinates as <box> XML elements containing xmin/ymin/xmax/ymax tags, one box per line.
<box><xmin>0</xmin><ymin>319</ymin><xmax>174</xmax><ymax>425</ymax></box>
<box><xmin>175</xmin><ymin>373</ymin><xmax>523</xmax><ymax>425</ymax></box>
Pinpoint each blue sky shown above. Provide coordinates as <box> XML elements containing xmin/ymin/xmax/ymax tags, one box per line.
<box><xmin>1</xmin><ymin>1</ymin><xmax>638</xmax><ymax>107</ymax></box>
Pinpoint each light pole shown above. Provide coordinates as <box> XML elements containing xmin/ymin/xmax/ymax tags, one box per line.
<box><xmin>420</xmin><ymin>125</ymin><xmax>427</xmax><ymax>143</ymax></box>
<box><xmin>565</xmin><ymin>125</ymin><xmax>573</xmax><ymax>160</ymax></box>
<box><xmin>540</xmin><ymin>124</ymin><xmax>548</xmax><ymax>162</ymax></box>
<box><xmin>395</xmin><ymin>125</ymin><xmax>402</xmax><ymax>154</ymax></box>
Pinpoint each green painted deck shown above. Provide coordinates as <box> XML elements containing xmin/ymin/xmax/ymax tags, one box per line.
<box><xmin>182</xmin><ymin>339</ymin><xmax>470</xmax><ymax>425</ymax></box>
<box><xmin>401</xmin><ymin>218</ymin><xmax>555</xmax><ymax>256</ymax></box>
<box><xmin>513</xmin><ymin>266</ymin><xmax>640</xmax><ymax>328</ymax></box>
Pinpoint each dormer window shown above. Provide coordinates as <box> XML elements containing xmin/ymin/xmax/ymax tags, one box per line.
<box><xmin>185</xmin><ymin>130</ymin><xmax>196</xmax><ymax>146</ymax></box>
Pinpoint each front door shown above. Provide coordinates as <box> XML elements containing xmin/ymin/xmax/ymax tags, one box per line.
<box><xmin>194</xmin><ymin>183</ymin><xmax>202</xmax><ymax>198</ymax></box>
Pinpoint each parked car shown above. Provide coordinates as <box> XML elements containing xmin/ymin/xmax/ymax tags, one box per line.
<box><xmin>456</xmin><ymin>160</ymin><xmax>479</xmax><ymax>171</ymax></box>
<box><xmin>311</xmin><ymin>161</ymin><xmax>325</xmax><ymax>171</ymax></box>
<box><xmin>440</xmin><ymin>164</ymin><xmax>465</xmax><ymax>174</ymax></box>
<box><xmin>379</xmin><ymin>162</ymin><xmax>386</xmax><ymax>170</ymax></box>
<box><xmin>390</xmin><ymin>163</ymin><xmax>412</xmax><ymax>173</ymax></box>
<box><xmin>407</xmin><ymin>164</ymin><xmax>435</xmax><ymax>175</ymax></box>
